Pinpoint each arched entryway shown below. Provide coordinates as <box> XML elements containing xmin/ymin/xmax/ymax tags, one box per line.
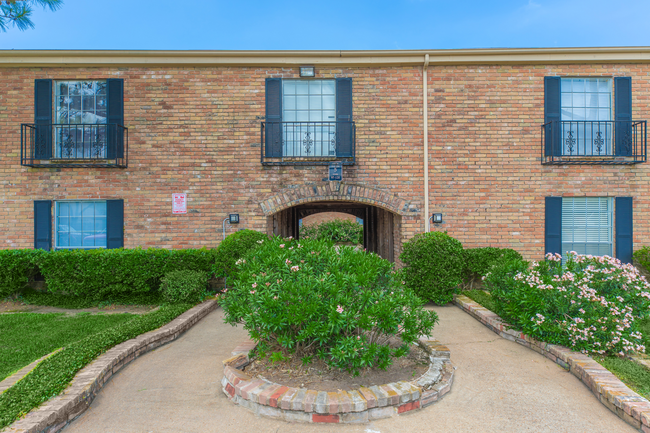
<box><xmin>260</xmin><ymin>183</ymin><xmax>411</xmax><ymax>262</ymax></box>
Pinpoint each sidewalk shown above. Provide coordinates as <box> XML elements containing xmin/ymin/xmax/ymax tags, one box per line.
<box><xmin>62</xmin><ymin>305</ymin><xmax>635</xmax><ymax>433</ymax></box>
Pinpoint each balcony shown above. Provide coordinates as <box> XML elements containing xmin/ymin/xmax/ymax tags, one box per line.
<box><xmin>21</xmin><ymin>123</ymin><xmax>128</xmax><ymax>168</ymax></box>
<box><xmin>541</xmin><ymin>120</ymin><xmax>646</xmax><ymax>165</ymax></box>
<box><xmin>261</xmin><ymin>121</ymin><xmax>355</xmax><ymax>166</ymax></box>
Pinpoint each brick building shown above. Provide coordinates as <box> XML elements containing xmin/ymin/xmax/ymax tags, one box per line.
<box><xmin>1</xmin><ymin>47</ymin><xmax>648</xmax><ymax>264</ymax></box>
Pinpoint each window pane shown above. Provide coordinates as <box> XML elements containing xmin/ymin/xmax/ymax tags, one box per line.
<box><xmin>296</xmin><ymin>96</ymin><xmax>309</xmax><ymax>110</ymax></box>
<box><xmin>309</xmin><ymin>95</ymin><xmax>322</xmax><ymax>110</ymax></box>
<box><xmin>283</xmin><ymin>81</ymin><xmax>295</xmax><ymax>94</ymax></box>
<box><xmin>572</xmin><ymin>79</ymin><xmax>585</xmax><ymax>92</ymax></box>
<box><xmin>295</xmin><ymin>81</ymin><xmax>309</xmax><ymax>94</ymax></box>
<box><xmin>309</xmin><ymin>80</ymin><xmax>321</xmax><ymax>94</ymax></box>
<box><xmin>284</xmin><ymin>96</ymin><xmax>296</xmax><ymax>110</ymax></box>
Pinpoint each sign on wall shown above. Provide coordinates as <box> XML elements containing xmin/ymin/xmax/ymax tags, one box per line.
<box><xmin>329</xmin><ymin>161</ymin><xmax>342</xmax><ymax>181</ymax></box>
<box><xmin>172</xmin><ymin>193</ymin><xmax>187</xmax><ymax>214</ymax></box>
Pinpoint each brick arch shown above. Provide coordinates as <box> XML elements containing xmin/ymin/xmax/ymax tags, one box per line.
<box><xmin>259</xmin><ymin>182</ymin><xmax>411</xmax><ymax>216</ymax></box>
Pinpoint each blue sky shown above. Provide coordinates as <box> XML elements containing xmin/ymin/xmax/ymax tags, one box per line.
<box><xmin>1</xmin><ymin>0</ymin><xmax>649</xmax><ymax>50</ymax></box>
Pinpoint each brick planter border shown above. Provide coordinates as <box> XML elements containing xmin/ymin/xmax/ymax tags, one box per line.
<box><xmin>454</xmin><ymin>294</ymin><xmax>650</xmax><ymax>432</ymax></box>
<box><xmin>221</xmin><ymin>339</ymin><xmax>455</xmax><ymax>423</ymax></box>
<box><xmin>3</xmin><ymin>299</ymin><xmax>219</xmax><ymax>433</ymax></box>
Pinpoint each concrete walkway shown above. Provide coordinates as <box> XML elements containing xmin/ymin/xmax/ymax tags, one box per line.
<box><xmin>63</xmin><ymin>305</ymin><xmax>635</xmax><ymax>433</ymax></box>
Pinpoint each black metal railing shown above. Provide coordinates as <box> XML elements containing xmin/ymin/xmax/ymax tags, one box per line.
<box><xmin>541</xmin><ymin>120</ymin><xmax>646</xmax><ymax>165</ymax></box>
<box><xmin>261</xmin><ymin>121</ymin><xmax>355</xmax><ymax>165</ymax></box>
<box><xmin>21</xmin><ymin>123</ymin><xmax>128</xmax><ymax>168</ymax></box>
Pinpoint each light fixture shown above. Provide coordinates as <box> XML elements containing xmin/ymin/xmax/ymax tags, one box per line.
<box><xmin>229</xmin><ymin>214</ymin><xmax>240</xmax><ymax>224</ymax></box>
<box><xmin>431</xmin><ymin>213</ymin><xmax>443</xmax><ymax>224</ymax></box>
<box><xmin>299</xmin><ymin>66</ymin><xmax>315</xmax><ymax>77</ymax></box>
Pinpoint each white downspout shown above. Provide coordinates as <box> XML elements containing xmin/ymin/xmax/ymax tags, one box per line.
<box><xmin>423</xmin><ymin>54</ymin><xmax>430</xmax><ymax>232</ymax></box>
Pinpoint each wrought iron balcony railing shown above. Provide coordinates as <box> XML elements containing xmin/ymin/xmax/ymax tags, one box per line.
<box><xmin>541</xmin><ymin>120</ymin><xmax>646</xmax><ymax>165</ymax></box>
<box><xmin>261</xmin><ymin>121</ymin><xmax>355</xmax><ymax>165</ymax></box>
<box><xmin>21</xmin><ymin>123</ymin><xmax>128</xmax><ymax>168</ymax></box>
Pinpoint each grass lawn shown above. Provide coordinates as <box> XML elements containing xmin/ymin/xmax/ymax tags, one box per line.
<box><xmin>0</xmin><ymin>312</ymin><xmax>135</xmax><ymax>381</ymax></box>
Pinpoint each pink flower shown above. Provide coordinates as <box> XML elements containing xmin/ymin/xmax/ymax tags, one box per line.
<box><xmin>273</xmin><ymin>296</ymin><xmax>278</xmax><ymax>300</ymax></box>
<box><xmin>279</xmin><ymin>244</ymin><xmax>285</xmax><ymax>248</ymax></box>
<box><xmin>277</xmin><ymin>279</ymin><xmax>282</xmax><ymax>284</ymax></box>
<box><xmin>291</xmin><ymin>266</ymin><xmax>300</xmax><ymax>272</ymax></box>
<box><xmin>336</xmin><ymin>305</ymin><xmax>344</xmax><ymax>313</ymax></box>
<box><xmin>250</xmin><ymin>290</ymin><xmax>256</xmax><ymax>294</ymax></box>
<box><xmin>285</xmin><ymin>259</ymin><xmax>292</xmax><ymax>265</ymax></box>
<box><xmin>252</xmin><ymin>283</ymin><xmax>257</xmax><ymax>288</ymax></box>
<box><xmin>266</xmin><ymin>282</ymin><xmax>271</xmax><ymax>286</ymax></box>
<box><xmin>357</xmin><ymin>336</ymin><xmax>361</xmax><ymax>340</ymax></box>
<box><xmin>301</xmin><ymin>260</ymin><xmax>305</xmax><ymax>263</ymax></box>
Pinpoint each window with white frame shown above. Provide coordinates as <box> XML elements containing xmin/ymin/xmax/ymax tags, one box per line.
<box><xmin>282</xmin><ymin>80</ymin><xmax>336</xmax><ymax>157</ymax></box>
<box><xmin>54</xmin><ymin>80</ymin><xmax>107</xmax><ymax>158</ymax></box>
<box><xmin>560</xmin><ymin>78</ymin><xmax>612</xmax><ymax>155</ymax></box>
<box><xmin>561</xmin><ymin>197</ymin><xmax>613</xmax><ymax>258</ymax></box>
<box><xmin>55</xmin><ymin>201</ymin><xmax>107</xmax><ymax>249</ymax></box>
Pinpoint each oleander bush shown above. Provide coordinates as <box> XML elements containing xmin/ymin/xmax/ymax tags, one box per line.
<box><xmin>213</xmin><ymin>229</ymin><xmax>267</xmax><ymax>279</ymax></box>
<box><xmin>488</xmin><ymin>252</ymin><xmax>650</xmax><ymax>355</ymax></box>
<box><xmin>463</xmin><ymin>247</ymin><xmax>523</xmax><ymax>287</ymax></box>
<box><xmin>300</xmin><ymin>219</ymin><xmax>363</xmax><ymax>244</ymax></box>
<box><xmin>219</xmin><ymin>236</ymin><xmax>438</xmax><ymax>374</ymax></box>
<box><xmin>35</xmin><ymin>248</ymin><xmax>217</xmax><ymax>299</ymax></box>
<box><xmin>0</xmin><ymin>250</ymin><xmax>44</xmax><ymax>298</ymax></box>
<box><xmin>400</xmin><ymin>231</ymin><xmax>464</xmax><ymax>304</ymax></box>
<box><xmin>160</xmin><ymin>270</ymin><xmax>209</xmax><ymax>304</ymax></box>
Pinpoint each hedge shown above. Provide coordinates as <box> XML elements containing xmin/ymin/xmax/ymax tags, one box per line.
<box><xmin>0</xmin><ymin>250</ymin><xmax>43</xmax><ymax>299</ymax></box>
<box><xmin>463</xmin><ymin>247</ymin><xmax>523</xmax><ymax>285</ymax></box>
<box><xmin>0</xmin><ymin>303</ymin><xmax>193</xmax><ymax>429</ymax></box>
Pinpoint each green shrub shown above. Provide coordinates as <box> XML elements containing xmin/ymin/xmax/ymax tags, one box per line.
<box><xmin>482</xmin><ymin>255</ymin><xmax>530</xmax><ymax>293</ymax></box>
<box><xmin>399</xmin><ymin>231</ymin><xmax>464</xmax><ymax>304</ymax></box>
<box><xmin>0</xmin><ymin>250</ymin><xmax>44</xmax><ymax>299</ymax></box>
<box><xmin>300</xmin><ymin>219</ymin><xmax>363</xmax><ymax>244</ymax></box>
<box><xmin>0</xmin><ymin>303</ymin><xmax>193</xmax><ymax>429</ymax></box>
<box><xmin>488</xmin><ymin>252</ymin><xmax>650</xmax><ymax>355</ymax></box>
<box><xmin>633</xmin><ymin>247</ymin><xmax>650</xmax><ymax>275</ymax></box>
<box><xmin>463</xmin><ymin>247</ymin><xmax>523</xmax><ymax>282</ymax></box>
<box><xmin>219</xmin><ymin>236</ymin><xmax>438</xmax><ymax>374</ymax></box>
<box><xmin>213</xmin><ymin>229</ymin><xmax>267</xmax><ymax>279</ymax></box>
<box><xmin>161</xmin><ymin>270</ymin><xmax>208</xmax><ymax>304</ymax></box>
<box><xmin>35</xmin><ymin>248</ymin><xmax>217</xmax><ymax>299</ymax></box>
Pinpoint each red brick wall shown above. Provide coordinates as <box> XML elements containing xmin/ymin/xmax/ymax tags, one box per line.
<box><xmin>1</xmin><ymin>62</ymin><xmax>649</xmax><ymax>261</ymax></box>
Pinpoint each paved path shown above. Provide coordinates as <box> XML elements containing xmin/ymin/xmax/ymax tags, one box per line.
<box><xmin>63</xmin><ymin>305</ymin><xmax>635</xmax><ymax>433</ymax></box>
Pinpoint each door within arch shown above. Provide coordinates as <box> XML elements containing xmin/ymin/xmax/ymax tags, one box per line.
<box><xmin>268</xmin><ymin>201</ymin><xmax>398</xmax><ymax>262</ymax></box>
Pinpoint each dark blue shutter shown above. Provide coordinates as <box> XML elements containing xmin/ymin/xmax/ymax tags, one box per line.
<box><xmin>106</xmin><ymin>199</ymin><xmax>124</xmax><ymax>249</ymax></box>
<box><xmin>34</xmin><ymin>79</ymin><xmax>52</xmax><ymax>159</ymax></box>
<box><xmin>615</xmin><ymin>77</ymin><xmax>632</xmax><ymax>157</ymax></box>
<box><xmin>336</xmin><ymin>78</ymin><xmax>353</xmax><ymax>158</ymax></box>
<box><xmin>615</xmin><ymin>197</ymin><xmax>633</xmax><ymax>264</ymax></box>
<box><xmin>106</xmin><ymin>79</ymin><xmax>124</xmax><ymax>159</ymax></box>
<box><xmin>544</xmin><ymin>77</ymin><xmax>561</xmax><ymax>157</ymax></box>
<box><xmin>545</xmin><ymin>197</ymin><xmax>562</xmax><ymax>255</ymax></box>
<box><xmin>265</xmin><ymin>78</ymin><xmax>282</xmax><ymax>157</ymax></box>
<box><xmin>34</xmin><ymin>200</ymin><xmax>52</xmax><ymax>251</ymax></box>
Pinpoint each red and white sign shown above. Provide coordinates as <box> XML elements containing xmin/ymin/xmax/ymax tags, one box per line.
<box><xmin>172</xmin><ymin>193</ymin><xmax>187</xmax><ymax>214</ymax></box>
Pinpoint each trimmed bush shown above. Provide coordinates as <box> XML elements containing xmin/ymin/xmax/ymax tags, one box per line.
<box><xmin>463</xmin><ymin>247</ymin><xmax>524</xmax><ymax>287</ymax></box>
<box><xmin>161</xmin><ymin>270</ymin><xmax>208</xmax><ymax>304</ymax></box>
<box><xmin>0</xmin><ymin>303</ymin><xmax>193</xmax><ymax>429</ymax></box>
<box><xmin>213</xmin><ymin>229</ymin><xmax>267</xmax><ymax>279</ymax></box>
<box><xmin>400</xmin><ymin>231</ymin><xmax>464</xmax><ymax>304</ymax></box>
<box><xmin>0</xmin><ymin>250</ymin><xmax>44</xmax><ymax>299</ymax></box>
<box><xmin>488</xmin><ymin>252</ymin><xmax>650</xmax><ymax>355</ymax></box>
<box><xmin>633</xmin><ymin>247</ymin><xmax>650</xmax><ymax>275</ymax></box>
<box><xmin>35</xmin><ymin>248</ymin><xmax>217</xmax><ymax>299</ymax></box>
<box><xmin>300</xmin><ymin>219</ymin><xmax>363</xmax><ymax>244</ymax></box>
<box><xmin>220</xmin><ymin>236</ymin><xmax>438</xmax><ymax>374</ymax></box>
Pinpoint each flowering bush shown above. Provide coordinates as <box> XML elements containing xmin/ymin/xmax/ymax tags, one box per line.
<box><xmin>488</xmin><ymin>252</ymin><xmax>650</xmax><ymax>356</ymax></box>
<box><xmin>219</xmin><ymin>236</ymin><xmax>438</xmax><ymax>374</ymax></box>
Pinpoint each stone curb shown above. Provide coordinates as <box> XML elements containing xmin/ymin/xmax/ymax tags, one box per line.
<box><xmin>2</xmin><ymin>300</ymin><xmax>219</xmax><ymax>433</ymax></box>
<box><xmin>0</xmin><ymin>348</ymin><xmax>63</xmax><ymax>395</ymax></box>
<box><xmin>454</xmin><ymin>294</ymin><xmax>650</xmax><ymax>432</ymax></box>
<box><xmin>222</xmin><ymin>339</ymin><xmax>455</xmax><ymax>423</ymax></box>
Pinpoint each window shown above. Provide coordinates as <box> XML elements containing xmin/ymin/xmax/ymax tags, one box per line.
<box><xmin>55</xmin><ymin>201</ymin><xmax>107</xmax><ymax>249</ymax></box>
<box><xmin>282</xmin><ymin>80</ymin><xmax>336</xmax><ymax>157</ymax></box>
<box><xmin>561</xmin><ymin>78</ymin><xmax>612</xmax><ymax>155</ymax></box>
<box><xmin>263</xmin><ymin>77</ymin><xmax>354</xmax><ymax>164</ymax></box>
<box><xmin>561</xmin><ymin>197</ymin><xmax>613</xmax><ymax>257</ymax></box>
<box><xmin>55</xmin><ymin>80</ymin><xmax>108</xmax><ymax>158</ymax></box>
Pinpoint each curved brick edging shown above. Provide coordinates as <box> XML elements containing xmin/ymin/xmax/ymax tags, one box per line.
<box><xmin>454</xmin><ymin>294</ymin><xmax>650</xmax><ymax>432</ymax></box>
<box><xmin>2</xmin><ymin>299</ymin><xmax>219</xmax><ymax>433</ymax></box>
<box><xmin>221</xmin><ymin>339</ymin><xmax>455</xmax><ymax>423</ymax></box>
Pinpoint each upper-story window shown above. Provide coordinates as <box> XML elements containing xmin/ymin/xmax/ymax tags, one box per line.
<box><xmin>542</xmin><ymin>76</ymin><xmax>646</xmax><ymax>165</ymax></box>
<box><xmin>561</xmin><ymin>78</ymin><xmax>612</xmax><ymax>155</ymax></box>
<box><xmin>22</xmin><ymin>78</ymin><xmax>127</xmax><ymax>168</ymax></box>
<box><xmin>55</xmin><ymin>80</ymin><xmax>108</xmax><ymax>158</ymax></box>
<box><xmin>262</xmin><ymin>77</ymin><xmax>355</xmax><ymax>165</ymax></box>
<box><xmin>282</xmin><ymin>80</ymin><xmax>336</xmax><ymax>157</ymax></box>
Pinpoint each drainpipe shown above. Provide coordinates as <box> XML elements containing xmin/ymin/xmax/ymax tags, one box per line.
<box><xmin>423</xmin><ymin>54</ymin><xmax>430</xmax><ymax>232</ymax></box>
